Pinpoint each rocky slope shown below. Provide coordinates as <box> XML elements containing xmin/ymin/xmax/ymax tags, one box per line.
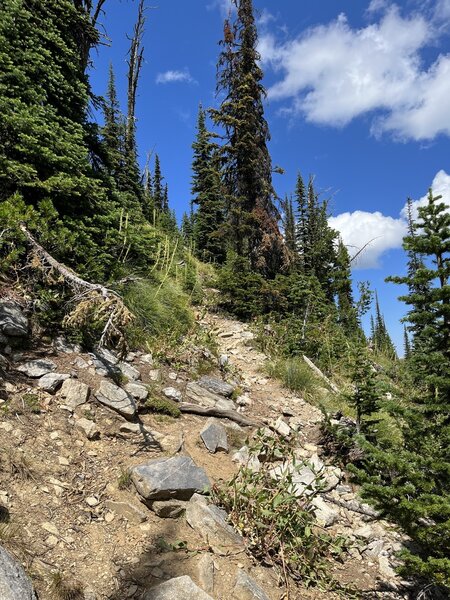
<box><xmin>0</xmin><ymin>298</ymin><xmax>411</xmax><ymax>599</ymax></box>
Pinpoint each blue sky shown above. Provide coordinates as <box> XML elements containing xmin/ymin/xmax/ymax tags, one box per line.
<box><xmin>89</xmin><ymin>0</ymin><xmax>450</xmax><ymax>351</ymax></box>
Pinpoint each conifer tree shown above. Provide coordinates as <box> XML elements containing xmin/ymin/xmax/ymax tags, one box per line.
<box><xmin>361</xmin><ymin>190</ymin><xmax>450</xmax><ymax>590</ymax></box>
<box><xmin>152</xmin><ymin>154</ymin><xmax>164</xmax><ymax>213</ymax></box>
<box><xmin>403</xmin><ymin>325</ymin><xmax>411</xmax><ymax>360</ymax></box>
<box><xmin>282</xmin><ymin>195</ymin><xmax>296</xmax><ymax>257</ymax></box>
<box><xmin>372</xmin><ymin>292</ymin><xmax>397</xmax><ymax>358</ymax></box>
<box><xmin>348</xmin><ymin>352</ymin><xmax>380</xmax><ymax>434</ymax></box>
<box><xmin>103</xmin><ymin>63</ymin><xmax>126</xmax><ymax>186</ymax></box>
<box><xmin>294</xmin><ymin>172</ymin><xmax>308</xmax><ymax>267</ymax></box>
<box><xmin>211</xmin><ymin>0</ymin><xmax>285</xmax><ymax>276</ymax></box>
<box><xmin>191</xmin><ymin>105</ymin><xmax>226</xmax><ymax>263</ymax></box>
<box><xmin>334</xmin><ymin>239</ymin><xmax>358</xmax><ymax>335</ymax></box>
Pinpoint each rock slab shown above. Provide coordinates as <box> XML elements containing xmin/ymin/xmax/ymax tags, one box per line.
<box><xmin>60</xmin><ymin>379</ymin><xmax>90</xmax><ymax>408</ymax></box>
<box><xmin>95</xmin><ymin>380</ymin><xmax>136</xmax><ymax>418</ymax></box>
<box><xmin>144</xmin><ymin>576</ymin><xmax>213</xmax><ymax>600</ymax></box>
<box><xmin>186</xmin><ymin>494</ymin><xmax>244</xmax><ymax>555</ymax></box>
<box><xmin>37</xmin><ymin>373</ymin><xmax>70</xmax><ymax>393</ymax></box>
<box><xmin>198</xmin><ymin>375</ymin><xmax>234</xmax><ymax>398</ymax></box>
<box><xmin>200</xmin><ymin>419</ymin><xmax>228</xmax><ymax>453</ymax></box>
<box><xmin>0</xmin><ymin>301</ymin><xmax>28</xmax><ymax>337</ymax></box>
<box><xmin>0</xmin><ymin>545</ymin><xmax>36</xmax><ymax>600</ymax></box>
<box><xmin>17</xmin><ymin>359</ymin><xmax>56</xmax><ymax>378</ymax></box>
<box><xmin>131</xmin><ymin>456</ymin><xmax>210</xmax><ymax>502</ymax></box>
<box><xmin>233</xmin><ymin>570</ymin><xmax>270</xmax><ymax>600</ymax></box>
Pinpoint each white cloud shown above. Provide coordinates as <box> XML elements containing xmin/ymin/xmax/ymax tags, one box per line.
<box><xmin>329</xmin><ymin>211</ymin><xmax>407</xmax><ymax>269</ymax></box>
<box><xmin>330</xmin><ymin>169</ymin><xmax>450</xmax><ymax>269</ymax></box>
<box><xmin>156</xmin><ymin>69</ymin><xmax>196</xmax><ymax>85</ymax></box>
<box><xmin>260</xmin><ymin>6</ymin><xmax>450</xmax><ymax>141</ymax></box>
<box><xmin>400</xmin><ymin>169</ymin><xmax>450</xmax><ymax>220</ymax></box>
<box><xmin>207</xmin><ymin>0</ymin><xmax>235</xmax><ymax>17</ymax></box>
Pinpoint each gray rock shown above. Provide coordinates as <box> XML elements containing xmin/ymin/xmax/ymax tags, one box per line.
<box><xmin>75</xmin><ymin>417</ymin><xmax>100</xmax><ymax>440</ymax></box>
<box><xmin>273</xmin><ymin>417</ymin><xmax>291</xmax><ymax>437</ymax></box>
<box><xmin>95</xmin><ymin>380</ymin><xmax>136</xmax><ymax>418</ymax></box>
<box><xmin>104</xmin><ymin>500</ymin><xmax>147</xmax><ymax>524</ymax></box>
<box><xmin>200</xmin><ymin>419</ymin><xmax>228</xmax><ymax>453</ymax></box>
<box><xmin>131</xmin><ymin>456</ymin><xmax>210</xmax><ymax>502</ymax></box>
<box><xmin>162</xmin><ymin>387</ymin><xmax>182</xmax><ymax>402</ymax></box>
<box><xmin>151</xmin><ymin>500</ymin><xmax>186</xmax><ymax>519</ymax></box>
<box><xmin>233</xmin><ymin>570</ymin><xmax>270</xmax><ymax>600</ymax></box>
<box><xmin>59</xmin><ymin>379</ymin><xmax>90</xmax><ymax>409</ymax></box>
<box><xmin>311</xmin><ymin>497</ymin><xmax>339</xmax><ymax>527</ymax></box>
<box><xmin>144</xmin><ymin>576</ymin><xmax>213</xmax><ymax>600</ymax></box>
<box><xmin>148</xmin><ymin>369</ymin><xmax>161</xmax><ymax>382</ymax></box>
<box><xmin>0</xmin><ymin>545</ymin><xmax>36</xmax><ymax>599</ymax></box>
<box><xmin>140</xmin><ymin>353</ymin><xmax>153</xmax><ymax>364</ymax></box>
<box><xmin>17</xmin><ymin>359</ymin><xmax>57</xmax><ymax>378</ymax></box>
<box><xmin>185</xmin><ymin>382</ymin><xmax>225</xmax><ymax>408</ymax></box>
<box><xmin>0</xmin><ymin>301</ymin><xmax>28</xmax><ymax>338</ymax></box>
<box><xmin>37</xmin><ymin>373</ymin><xmax>70</xmax><ymax>393</ymax></box>
<box><xmin>119</xmin><ymin>361</ymin><xmax>141</xmax><ymax>381</ymax></box>
<box><xmin>186</xmin><ymin>494</ymin><xmax>244</xmax><ymax>555</ymax></box>
<box><xmin>197</xmin><ymin>554</ymin><xmax>215</xmax><ymax>594</ymax></box>
<box><xmin>53</xmin><ymin>336</ymin><xmax>80</xmax><ymax>353</ymax></box>
<box><xmin>125</xmin><ymin>382</ymin><xmax>148</xmax><ymax>402</ymax></box>
<box><xmin>232</xmin><ymin>447</ymin><xmax>261</xmax><ymax>472</ymax></box>
<box><xmin>364</xmin><ymin>539</ymin><xmax>385</xmax><ymax>558</ymax></box>
<box><xmin>197</xmin><ymin>375</ymin><xmax>234</xmax><ymax>398</ymax></box>
<box><xmin>94</xmin><ymin>347</ymin><xmax>119</xmax><ymax>365</ymax></box>
<box><xmin>218</xmin><ymin>354</ymin><xmax>229</xmax><ymax>368</ymax></box>
<box><xmin>73</xmin><ymin>357</ymin><xmax>89</xmax><ymax>369</ymax></box>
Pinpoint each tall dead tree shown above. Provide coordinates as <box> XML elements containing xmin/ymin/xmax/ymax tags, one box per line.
<box><xmin>73</xmin><ymin>0</ymin><xmax>108</xmax><ymax>73</ymax></box>
<box><xmin>125</xmin><ymin>0</ymin><xmax>146</xmax><ymax>168</ymax></box>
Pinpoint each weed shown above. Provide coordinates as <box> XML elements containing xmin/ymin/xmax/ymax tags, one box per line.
<box><xmin>7</xmin><ymin>450</ymin><xmax>33</xmax><ymax>480</ymax></box>
<box><xmin>22</xmin><ymin>392</ymin><xmax>41</xmax><ymax>414</ymax></box>
<box><xmin>82</xmin><ymin>409</ymin><xmax>95</xmax><ymax>421</ymax></box>
<box><xmin>117</xmin><ymin>469</ymin><xmax>132</xmax><ymax>490</ymax></box>
<box><xmin>50</xmin><ymin>572</ymin><xmax>84</xmax><ymax>600</ymax></box>
<box><xmin>265</xmin><ymin>358</ymin><xmax>318</xmax><ymax>396</ymax></box>
<box><xmin>227</xmin><ymin>428</ymin><xmax>247</xmax><ymax>450</ymax></box>
<box><xmin>213</xmin><ymin>430</ymin><xmax>351</xmax><ymax>593</ymax></box>
<box><xmin>145</xmin><ymin>396</ymin><xmax>181</xmax><ymax>418</ymax></box>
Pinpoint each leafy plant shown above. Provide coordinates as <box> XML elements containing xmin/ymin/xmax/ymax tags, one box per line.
<box><xmin>145</xmin><ymin>396</ymin><xmax>181</xmax><ymax>418</ymax></box>
<box><xmin>117</xmin><ymin>469</ymin><xmax>132</xmax><ymax>490</ymax></box>
<box><xmin>213</xmin><ymin>430</ymin><xmax>349</xmax><ymax>592</ymax></box>
<box><xmin>50</xmin><ymin>572</ymin><xmax>84</xmax><ymax>600</ymax></box>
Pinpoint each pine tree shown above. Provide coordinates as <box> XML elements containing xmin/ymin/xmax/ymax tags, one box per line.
<box><xmin>372</xmin><ymin>292</ymin><xmax>397</xmax><ymax>358</ymax></box>
<box><xmin>348</xmin><ymin>352</ymin><xmax>380</xmax><ymax>434</ymax></box>
<box><xmin>191</xmin><ymin>105</ymin><xmax>226</xmax><ymax>263</ymax></box>
<box><xmin>403</xmin><ymin>325</ymin><xmax>411</xmax><ymax>360</ymax></box>
<box><xmin>294</xmin><ymin>172</ymin><xmax>308</xmax><ymax>267</ymax></box>
<box><xmin>152</xmin><ymin>154</ymin><xmax>164</xmax><ymax>213</ymax></box>
<box><xmin>334</xmin><ymin>239</ymin><xmax>358</xmax><ymax>335</ymax></box>
<box><xmin>210</xmin><ymin>0</ymin><xmax>285</xmax><ymax>276</ymax></box>
<box><xmin>103</xmin><ymin>63</ymin><xmax>126</xmax><ymax>186</ymax></box>
<box><xmin>282</xmin><ymin>195</ymin><xmax>296</xmax><ymax>257</ymax></box>
<box><xmin>360</xmin><ymin>190</ymin><xmax>450</xmax><ymax>590</ymax></box>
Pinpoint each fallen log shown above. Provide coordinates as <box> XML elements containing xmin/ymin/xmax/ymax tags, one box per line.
<box><xmin>303</xmin><ymin>355</ymin><xmax>340</xmax><ymax>394</ymax></box>
<box><xmin>178</xmin><ymin>403</ymin><xmax>259</xmax><ymax>427</ymax></box>
<box><xmin>323</xmin><ymin>493</ymin><xmax>380</xmax><ymax>518</ymax></box>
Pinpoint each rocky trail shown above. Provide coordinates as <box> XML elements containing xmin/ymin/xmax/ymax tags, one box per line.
<box><xmin>0</xmin><ymin>299</ymin><xmax>411</xmax><ymax>599</ymax></box>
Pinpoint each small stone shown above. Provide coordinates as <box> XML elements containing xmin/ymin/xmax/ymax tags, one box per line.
<box><xmin>378</xmin><ymin>556</ymin><xmax>397</xmax><ymax>579</ymax></box>
<box><xmin>311</xmin><ymin>497</ymin><xmax>339</xmax><ymax>527</ymax></box>
<box><xmin>38</xmin><ymin>373</ymin><xmax>70</xmax><ymax>393</ymax></box>
<box><xmin>45</xmin><ymin>535</ymin><xmax>59</xmax><ymax>548</ymax></box>
<box><xmin>200</xmin><ymin>419</ymin><xmax>228</xmax><ymax>453</ymax></box>
<box><xmin>140</xmin><ymin>353</ymin><xmax>153</xmax><ymax>364</ymax></box>
<box><xmin>104</xmin><ymin>500</ymin><xmax>147</xmax><ymax>524</ymax></box>
<box><xmin>49</xmin><ymin>431</ymin><xmax>60</xmax><ymax>440</ymax></box>
<box><xmin>41</xmin><ymin>522</ymin><xmax>59</xmax><ymax>536</ymax></box>
<box><xmin>59</xmin><ymin>379</ymin><xmax>90</xmax><ymax>409</ymax></box>
<box><xmin>104</xmin><ymin>512</ymin><xmax>115</xmax><ymax>523</ymax></box>
<box><xmin>143</xmin><ymin>576</ymin><xmax>213</xmax><ymax>600</ymax></box>
<box><xmin>119</xmin><ymin>361</ymin><xmax>141</xmax><ymax>381</ymax></box>
<box><xmin>125</xmin><ymin>382</ymin><xmax>148</xmax><ymax>402</ymax></box>
<box><xmin>197</xmin><ymin>375</ymin><xmax>234</xmax><ymax>398</ymax></box>
<box><xmin>168</xmin><ymin>372</ymin><xmax>177</xmax><ymax>380</ymax></box>
<box><xmin>0</xmin><ymin>301</ymin><xmax>28</xmax><ymax>337</ymax></box>
<box><xmin>197</xmin><ymin>554</ymin><xmax>214</xmax><ymax>594</ymax></box>
<box><xmin>232</xmin><ymin>447</ymin><xmax>260</xmax><ymax>472</ymax></box>
<box><xmin>58</xmin><ymin>456</ymin><xmax>70</xmax><ymax>466</ymax></box>
<box><xmin>75</xmin><ymin>417</ymin><xmax>100</xmax><ymax>440</ymax></box>
<box><xmin>354</xmin><ymin>525</ymin><xmax>376</xmax><ymax>541</ymax></box>
<box><xmin>95</xmin><ymin>380</ymin><xmax>136</xmax><ymax>418</ymax></box>
<box><xmin>17</xmin><ymin>359</ymin><xmax>56</xmax><ymax>378</ymax></box>
<box><xmin>151</xmin><ymin>500</ymin><xmax>186</xmax><ymax>519</ymax></box>
<box><xmin>218</xmin><ymin>354</ymin><xmax>229</xmax><ymax>368</ymax></box>
<box><xmin>364</xmin><ymin>539</ymin><xmax>385</xmax><ymax>558</ymax></box>
<box><xmin>273</xmin><ymin>417</ymin><xmax>291</xmax><ymax>437</ymax></box>
<box><xmin>86</xmin><ymin>496</ymin><xmax>99</xmax><ymax>507</ymax></box>
<box><xmin>233</xmin><ymin>569</ymin><xmax>270</xmax><ymax>600</ymax></box>
<box><xmin>162</xmin><ymin>387</ymin><xmax>182</xmax><ymax>402</ymax></box>
<box><xmin>149</xmin><ymin>369</ymin><xmax>161</xmax><ymax>381</ymax></box>
<box><xmin>73</xmin><ymin>357</ymin><xmax>89</xmax><ymax>369</ymax></box>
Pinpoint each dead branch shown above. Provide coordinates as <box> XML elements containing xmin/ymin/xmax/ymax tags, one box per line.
<box><xmin>302</xmin><ymin>355</ymin><xmax>340</xmax><ymax>394</ymax></box>
<box><xmin>350</xmin><ymin>237</ymin><xmax>381</xmax><ymax>264</ymax></box>
<box><xmin>178</xmin><ymin>403</ymin><xmax>258</xmax><ymax>427</ymax></box>
<box><xmin>322</xmin><ymin>494</ymin><xmax>380</xmax><ymax>518</ymax></box>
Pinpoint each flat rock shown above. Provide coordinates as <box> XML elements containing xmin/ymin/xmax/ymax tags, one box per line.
<box><xmin>144</xmin><ymin>576</ymin><xmax>213</xmax><ymax>600</ymax></box>
<box><xmin>95</xmin><ymin>380</ymin><xmax>136</xmax><ymax>418</ymax></box>
<box><xmin>0</xmin><ymin>301</ymin><xmax>28</xmax><ymax>338</ymax></box>
<box><xmin>125</xmin><ymin>382</ymin><xmax>148</xmax><ymax>402</ymax></box>
<box><xmin>140</xmin><ymin>353</ymin><xmax>153</xmax><ymax>364</ymax></box>
<box><xmin>197</xmin><ymin>375</ymin><xmax>234</xmax><ymax>398</ymax></box>
<box><xmin>162</xmin><ymin>387</ymin><xmax>182</xmax><ymax>402</ymax></box>
<box><xmin>59</xmin><ymin>379</ymin><xmax>90</xmax><ymax>409</ymax></box>
<box><xmin>17</xmin><ymin>359</ymin><xmax>56</xmax><ymax>378</ymax></box>
<box><xmin>119</xmin><ymin>361</ymin><xmax>141</xmax><ymax>381</ymax></box>
<box><xmin>233</xmin><ymin>570</ymin><xmax>270</xmax><ymax>600</ymax></box>
<box><xmin>131</xmin><ymin>456</ymin><xmax>210</xmax><ymax>502</ymax></box>
<box><xmin>75</xmin><ymin>417</ymin><xmax>100</xmax><ymax>440</ymax></box>
<box><xmin>311</xmin><ymin>497</ymin><xmax>339</xmax><ymax>527</ymax></box>
<box><xmin>0</xmin><ymin>545</ymin><xmax>36</xmax><ymax>599</ymax></box>
<box><xmin>104</xmin><ymin>500</ymin><xmax>147</xmax><ymax>524</ymax></box>
<box><xmin>200</xmin><ymin>419</ymin><xmax>228</xmax><ymax>453</ymax></box>
<box><xmin>197</xmin><ymin>554</ymin><xmax>215</xmax><ymax>594</ymax></box>
<box><xmin>273</xmin><ymin>417</ymin><xmax>291</xmax><ymax>437</ymax></box>
<box><xmin>37</xmin><ymin>373</ymin><xmax>70</xmax><ymax>394</ymax></box>
<box><xmin>232</xmin><ymin>447</ymin><xmax>261</xmax><ymax>472</ymax></box>
<box><xmin>185</xmin><ymin>382</ymin><xmax>226</xmax><ymax>408</ymax></box>
<box><xmin>151</xmin><ymin>500</ymin><xmax>186</xmax><ymax>519</ymax></box>
<box><xmin>53</xmin><ymin>336</ymin><xmax>80</xmax><ymax>353</ymax></box>
<box><xmin>186</xmin><ymin>494</ymin><xmax>244</xmax><ymax>555</ymax></box>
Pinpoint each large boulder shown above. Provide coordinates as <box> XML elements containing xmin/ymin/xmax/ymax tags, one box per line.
<box><xmin>0</xmin><ymin>545</ymin><xmax>36</xmax><ymax>600</ymax></box>
<box><xmin>0</xmin><ymin>301</ymin><xmax>28</xmax><ymax>338</ymax></box>
<box><xmin>95</xmin><ymin>380</ymin><xmax>136</xmax><ymax>418</ymax></box>
<box><xmin>60</xmin><ymin>379</ymin><xmax>90</xmax><ymax>409</ymax></box>
<box><xmin>144</xmin><ymin>576</ymin><xmax>213</xmax><ymax>600</ymax></box>
<box><xmin>37</xmin><ymin>373</ymin><xmax>70</xmax><ymax>394</ymax></box>
<box><xmin>131</xmin><ymin>456</ymin><xmax>210</xmax><ymax>502</ymax></box>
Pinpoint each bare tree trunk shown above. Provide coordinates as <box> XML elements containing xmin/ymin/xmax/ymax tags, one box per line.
<box><xmin>126</xmin><ymin>0</ymin><xmax>146</xmax><ymax>164</ymax></box>
<box><xmin>74</xmin><ymin>0</ymin><xmax>108</xmax><ymax>74</ymax></box>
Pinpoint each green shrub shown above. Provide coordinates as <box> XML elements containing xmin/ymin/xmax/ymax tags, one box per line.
<box><xmin>265</xmin><ymin>358</ymin><xmax>317</xmax><ymax>396</ymax></box>
<box><xmin>145</xmin><ymin>396</ymin><xmax>181</xmax><ymax>418</ymax></box>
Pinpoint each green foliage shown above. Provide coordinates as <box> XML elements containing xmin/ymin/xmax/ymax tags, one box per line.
<box><xmin>145</xmin><ymin>396</ymin><xmax>181</xmax><ymax>418</ymax></box>
<box><xmin>346</xmin><ymin>351</ymin><xmax>381</xmax><ymax>434</ymax></box>
<box><xmin>50</xmin><ymin>572</ymin><xmax>84</xmax><ymax>600</ymax></box>
<box><xmin>213</xmin><ymin>430</ymin><xmax>349</xmax><ymax>591</ymax></box>
<box><xmin>265</xmin><ymin>358</ymin><xmax>318</xmax><ymax>396</ymax></box>
<box><xmin>117</xmin><ymin>469</ymin><xmax>132</xmax><ymax>490</ymax></box>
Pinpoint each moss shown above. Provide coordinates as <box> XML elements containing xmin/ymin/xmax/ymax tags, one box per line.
<box><xmin>145</xmin><ymin>396</ymin><xmax>181</xmax><ymax>418</ymax></box>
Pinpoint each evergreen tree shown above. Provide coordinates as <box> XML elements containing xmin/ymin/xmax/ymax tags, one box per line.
<box><xmin>334</xmin><ymin>239</ymin><xmax>358</xmax><ymax>335</ymax></box>
<box><xmin>152</xmin><ymin>154</ymin><xmax>164</xmax><ymax>213</ymax></box>
<box><xmin>181</xmin><ymin>211</ymin><xmax>194</xmax><ymax>245</ymax></box>
<box><xmin>294</xmin><ymin>171</ymin><xmax>308</xmax><ymax>267</ymax></box>
<box><xmin>360</xmin><ymin>190</ymin><xmax>450</xmax><ymax>590</ymax></box>
<box><xmin>348</xmin><ymin>352</ymin><xmax>380</xmax><ymax>434</ymax></box>
<box><xmin>191</xmin><ymin>105</ymin><xmax>226</xmax><ymax>263</ymax></box>
<box><xmin>210</xmin><ymin>0</ymin><xmax>285</xmax><ymax>276</ymax></box>
<box><xmin>372</xmin><ymin>292</ymin><xmax>397</xmax><ymax>358</ymax></box>
<box><xmin>103</xmin><ymin>63</ymin><xmax>126</xmax><ymax>186</ymax></box>
<box><xmin>403</xmin><ymin>325</ymin><xmax>412</xmax><ymax>360</ymax></box>
<box><xmin>282</xmin><ymin>195</ymin><xmax>296</xmax><ymax>257</ymax></box>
